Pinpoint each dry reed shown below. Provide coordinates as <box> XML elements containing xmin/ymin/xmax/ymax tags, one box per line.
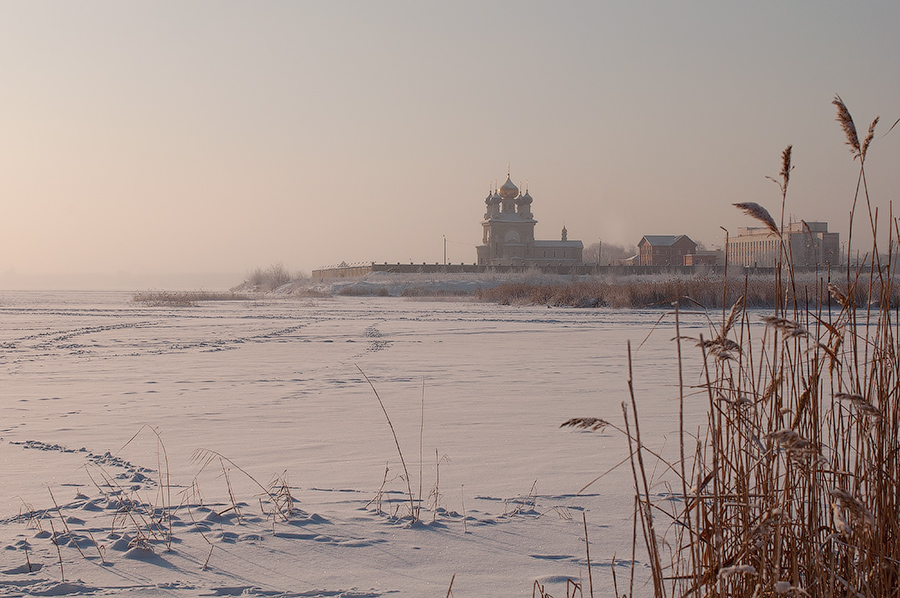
<box><xmin>356</xmin><ymin>364</ymin><xmax>419</xmax><ymax>523</ymax></box>
<box><xmin>566</xmin><ymin>96</ymin><xmax>900</xmax><ymax>596</ymax></box>
<box><xmin>662</xmin><ymin>98</ymin><xmax>898</xmax><ymax>596</ymax></box>
<box><xmin>191</xmin><ymin>448</ymin><xmax>293</xmax><ymax>523</ymax></box>
<box><xmin>132</xmin><ymin>290</ymin><xmax>253</xmax><ymax>306</ymax></box>
<box><xmin>475</xmin><ymin>276</ymin><xmax>835</xmax><ymax>309</ymax></box>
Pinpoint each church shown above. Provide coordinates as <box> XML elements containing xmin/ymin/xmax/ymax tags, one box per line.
<box><xmin>476</xmin><ymin>173</ymin><xmax>583</xmax><ymax>266</ymax></box>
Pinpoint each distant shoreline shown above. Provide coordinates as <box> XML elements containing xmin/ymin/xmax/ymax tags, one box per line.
<box><xmin>231</xmin><ymin>269</ymin><xmax>855</xmax><ymax>309</ymax></box>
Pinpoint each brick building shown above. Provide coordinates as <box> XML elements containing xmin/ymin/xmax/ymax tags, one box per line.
<box><xmin>638</xmin><ymin>235</ymin><xmax>698</xmax><ymax>266</ymax></box>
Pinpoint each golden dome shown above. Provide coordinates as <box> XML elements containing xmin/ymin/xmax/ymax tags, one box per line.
<box><xmin>498</xmin><ymin>177</ymin><xmax>519</xmax><ymax>200</ymax></box>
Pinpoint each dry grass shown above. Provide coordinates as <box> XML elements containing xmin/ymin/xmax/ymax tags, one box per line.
<box><xmin>399</xmin><ymin>287</ymin><xmax>472</xmax><ymax>298</ymax></box>
<box><xmin>476</xmin><ymin>276</ymin><xmax>812</xmax><ymax>309</ymax></box>
<box><xmin>19</xmin><ymin>429</ymin><xmax>304</xmax><ymax>580</ymax></box>
<box><xmin>338</xmin><ymin>285</ymin><xmax>391</xmax><ymax>297</ymax></box>
<box><xmin>357</xmin><ymin>365</ymin><xmax>419</xmax><ymax>524</ymax></box>
<box><xmin>475</xmin><ymin>269</ymin><xmax>900</xmax><ymax>311</ymax></box>
<box><xmin>132</xmin><ymin>290</ymin><xmax>254</xmax><ymax>306</ymax></box>
<box><xmin>191</xmin><ymin>448</ymin><xmax>294</xmax><ymax>523</ymax></box>
<box><xmin>566</xmin><ymin>97</ymin><xmax>900</xmax><ymax>596</ymax></box>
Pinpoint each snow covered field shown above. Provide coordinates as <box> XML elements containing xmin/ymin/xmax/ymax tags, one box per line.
<box><xmin>0</xmin><ymin>291</ymin><xmax>711</xmax><ymax>597</ymax></box>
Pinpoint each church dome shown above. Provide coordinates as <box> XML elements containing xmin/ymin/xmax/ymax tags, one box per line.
<box><xmin>490</xmin><ymin>190</ymin><xmax>502</xmax><ymax>204</ymax></box>
<box><xmin>498</xmin><ymin>177</ymin><xmax>519</xmax><ymax>200</ymax></box>
<box><xmin>518</xmin><ymin>189</ymin><xmax>533</xmax><ymax>204</ymax></box>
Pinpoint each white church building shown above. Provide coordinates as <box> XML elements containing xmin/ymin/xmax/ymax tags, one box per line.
<box><xmin>476</xmin><ymin>174</ymin><xmax>583</xmax><ymax>266</ymax></box>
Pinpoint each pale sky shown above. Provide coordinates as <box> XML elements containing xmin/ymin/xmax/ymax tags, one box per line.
<box><xmin>1</xmin><ymin>1</ymin><xmax>898</xmax><ymax>289</ymax></box>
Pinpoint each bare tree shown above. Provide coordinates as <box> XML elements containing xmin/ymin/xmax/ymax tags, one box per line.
<box><xmin>247</xmin><ymin>262</ymin><xmax>293</xmax><ymax>291</ymax></box>
<box><xmin>584</xmin><ymin>242</ymin><xmax>637</xmax><ymax>265</ymax></box>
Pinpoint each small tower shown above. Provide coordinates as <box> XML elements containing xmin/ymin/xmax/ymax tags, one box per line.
<box><xmin>561</xmin><ymin>225</ymin><xmax>568</xmax><ymax>242</ymax></box>
<box><xmin>516</xmin><ymin>185</ymin><xmax>533</xmax><ymax>219</ymax></box>
<box><xmin>484</xmin><ymin>183</ymin><xmax>501</xmax><ymax>219</ymax></box>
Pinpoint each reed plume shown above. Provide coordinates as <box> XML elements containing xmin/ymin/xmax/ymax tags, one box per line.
<box><xmin>833</xmin><ymin>94</ymin><xmax>861</xmax><ymax>157</ymax></box>
<box><xmin>560</xmin><ymin>417</ymin><xmax>612</xmax><ymax>432</ymax></box>
<box><xmin>779</xmin><ymin>144</ymin><xmax>792</xmax><ymax>191</ymax></box>
<box><xmin>732</xmin><ymin>202</ymin><xmax>780</xmax><ymax>236</ymax></box>
<box><xmin>760</xmin><ymin>315</ymin><xmax>807</xmax><ymax>338</ymax></box>
<box><xmin>862</xmin><ymin>116</ymin><xmax>879</xmax><ymax>161</ymax></box>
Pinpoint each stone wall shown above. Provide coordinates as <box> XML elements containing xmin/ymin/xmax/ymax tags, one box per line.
<box><xmin>312</xmin><ymin>263</ymin><xmax>792</xmax><ymax>279</ymax></box>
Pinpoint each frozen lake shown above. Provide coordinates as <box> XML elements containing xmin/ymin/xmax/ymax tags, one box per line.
<box><xmin>0</xmin><ymin>291</ymin><xmax>713</xmax><ymax>597</ymax></box>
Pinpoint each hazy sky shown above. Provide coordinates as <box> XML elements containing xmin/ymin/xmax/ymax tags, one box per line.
<box><xmin>1</xmin><ymin>1</ymin><xmax>898</xmax><ymax>289</ymax></box>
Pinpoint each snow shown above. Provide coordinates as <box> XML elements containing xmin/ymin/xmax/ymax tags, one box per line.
<box><xmin>0</xmin><ymin>291</ymin><xmax>711</xmax><ymax>597</ymax></box>
<box><xmin>281</xmin><ymin>271</ymin><xmax>600</xmax><ymax>297</ymax></box>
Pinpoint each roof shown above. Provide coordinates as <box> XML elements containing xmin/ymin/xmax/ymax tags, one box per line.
<box><xmin>639</xmin><ymin>234</ymin><xmax>696</xmax><ymax>247</ymax></box>
<box><xmin>533</xmin><ymin>240</ymin><xmax>584</xmax><ymax>248</ymax></box>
